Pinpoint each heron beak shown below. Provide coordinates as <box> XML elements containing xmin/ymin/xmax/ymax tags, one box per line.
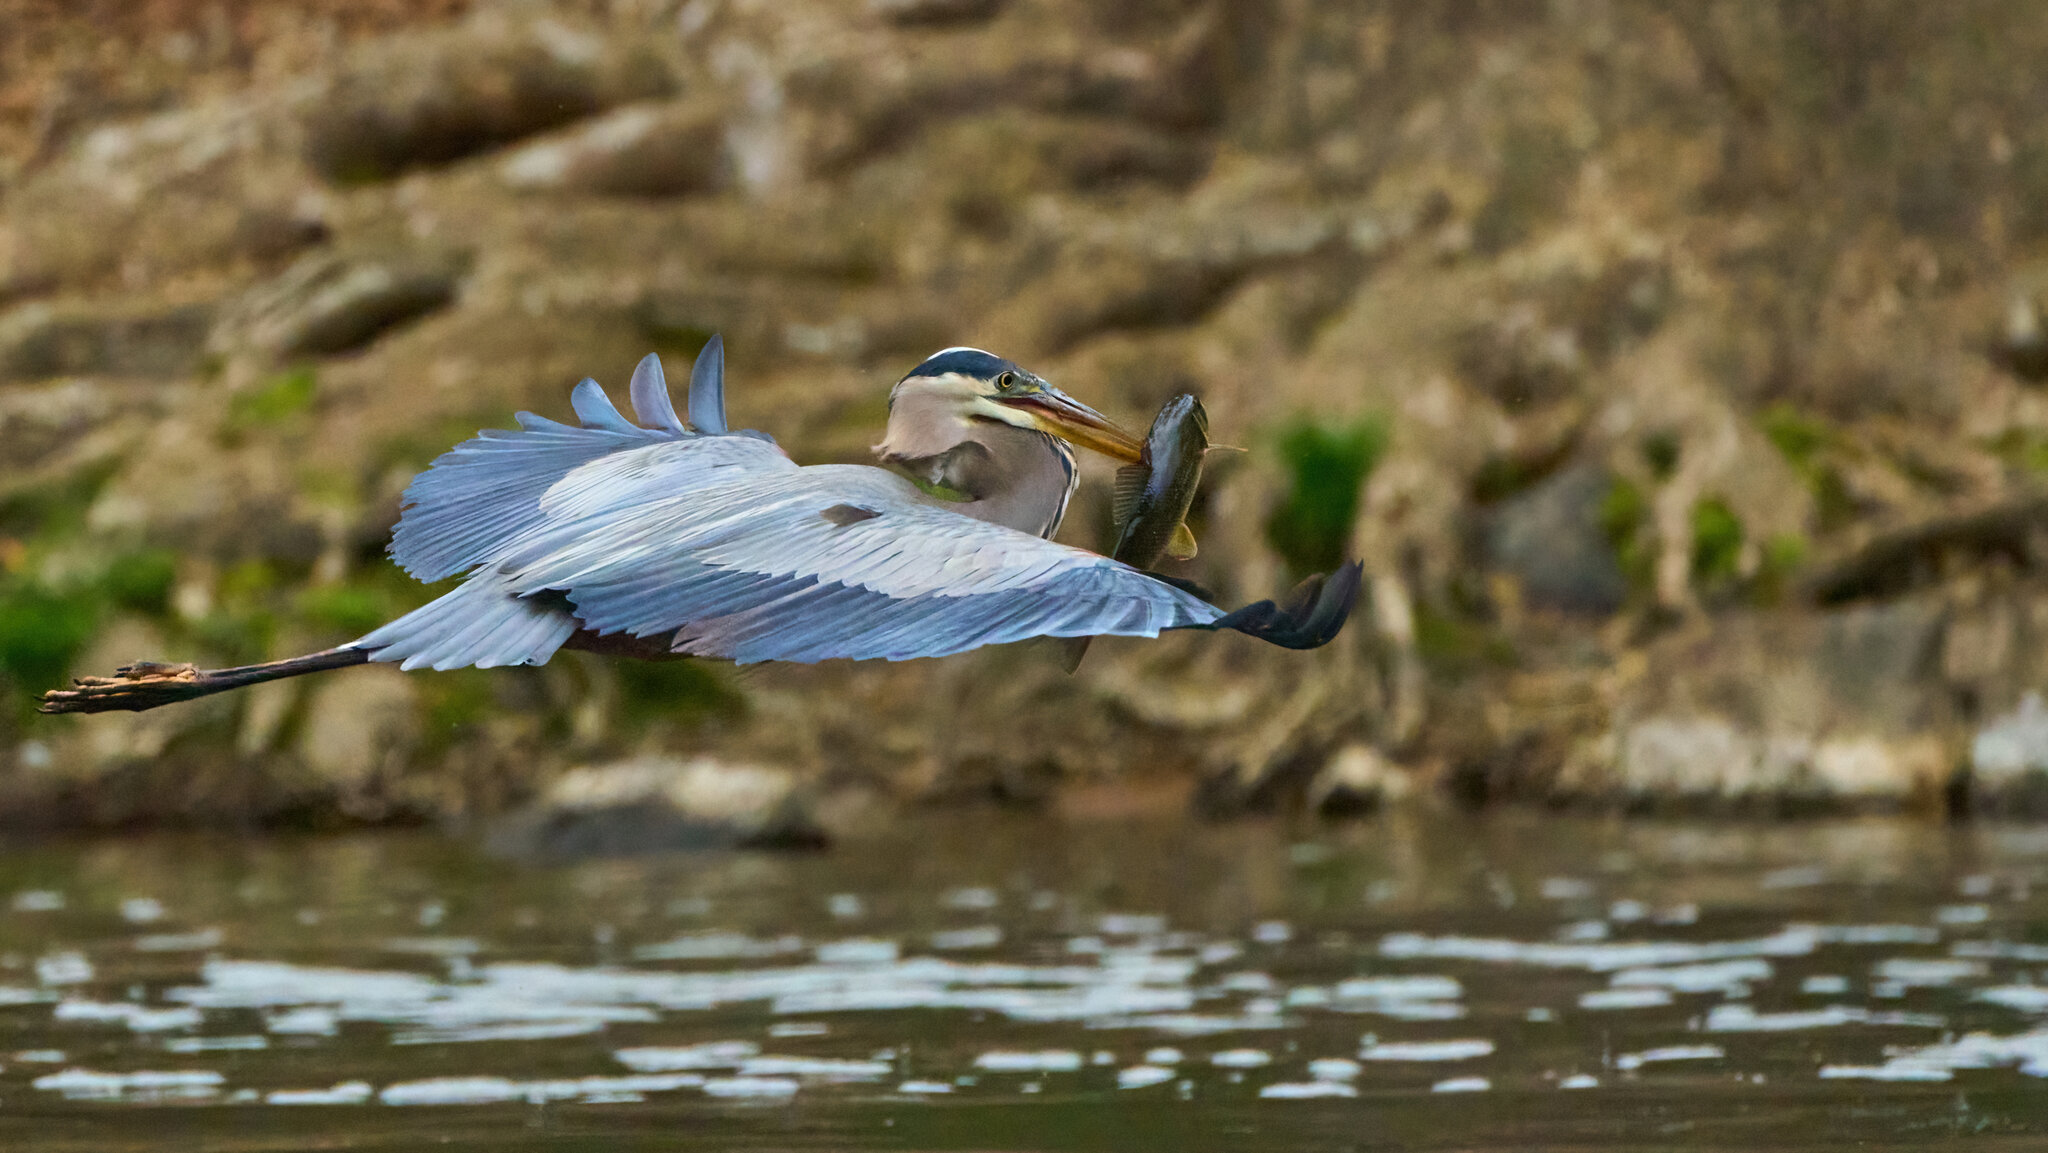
<box><xmin>1001</xmin><ymin>387</ymin><xmax>1144</xmax><ymax>463</ymax></box>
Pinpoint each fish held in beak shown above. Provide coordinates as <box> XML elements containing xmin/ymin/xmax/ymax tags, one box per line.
<box><xmin>1059</xmin><ymin>392</ymin><xmax>1211</xmax><ymax>673</ymax></box>
<box><xmin>1109</xmin><ymin>393</ymin><xmax>1209</xmax><ymax>568</ymax></box>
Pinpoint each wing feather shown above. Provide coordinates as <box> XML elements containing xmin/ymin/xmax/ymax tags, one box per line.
<box><xmin>499</xmin><ymin>460</ymin><xmax>1224</xmax><ymax>664</ymax></box>
<box><xmin>389</xmin><ymin>417</ymin><xmax>653</xmax><ymax>581</ymax></box>
<box><xmin>353</xmin><ymin>576</ymin><xmax>576</xmax><ymax>671</ymax></box>
<box><xmin>629</xmin><ymin>354</ymin><xmax>687</xmax><ymax>435</ymax></box>
<box><xmin>569</xmin><ymin>378</ymin><xmax>645</xmax><ymax>436</ymax></box>
<box><xmin>687</xmin><ymin>335</ymin><xmax>728</xmax><ymax>434</ymax></box>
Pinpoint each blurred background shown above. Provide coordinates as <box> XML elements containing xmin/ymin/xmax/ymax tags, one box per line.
<box><xmin>7</xmin><ymin>5</ymin><xmax>2048</xmax><ymax>1145</ymax></box>
<box><xmin>5</xmin><ymin>0</ymin><xmax>2048</xmax><ymax>838</ymax></box>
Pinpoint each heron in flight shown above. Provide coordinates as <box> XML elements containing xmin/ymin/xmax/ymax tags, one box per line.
<box><xmin>42</xmin><ymin>340</ymin><xmax>1359</xmax><ymax>713</ymax></box>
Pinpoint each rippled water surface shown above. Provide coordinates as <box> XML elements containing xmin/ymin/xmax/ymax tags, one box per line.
<box><xmin>1</xmin><ymin>811</ymin><xmax>2045</xmax><ymax>1150</ymax></box>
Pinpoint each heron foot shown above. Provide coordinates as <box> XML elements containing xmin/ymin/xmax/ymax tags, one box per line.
<box><xmin>39</xmin><ymin>661</ymin><xmax>206</xmax><ymax>714</ymax></box>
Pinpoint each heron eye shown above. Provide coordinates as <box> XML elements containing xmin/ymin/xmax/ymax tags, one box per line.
<box><xmin>995</xmin><ymin>371</ymin><xmax>1016</xmax><ymax>391</ymax></box>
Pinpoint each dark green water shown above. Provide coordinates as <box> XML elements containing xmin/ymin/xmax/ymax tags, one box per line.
<box><xmin>0</xmin><ymin>811</ymin><xmax>2043</xmax><ymax>1151</ymax></box>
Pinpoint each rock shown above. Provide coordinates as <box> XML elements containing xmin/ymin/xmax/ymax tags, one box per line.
<box><xmin>1194</xmin><ymin>652</ymin><xmax>1374</xmax><ymax>816</ymax></box>
<box><xmin>1010</xmin><ymin>248</ymin><xmax>1259</xmax><ymax>353</ymax></box>
<box><xmin>776</xmin><ymin>5</ymin><xmax>1231</xmax><ymax>178</ymax></box>
<box><xmin>78</xmin><ymin>417</ymin><xmax>326</xmax><ymax>565</ymax></box>
<box><xmin>301</xmin><ymin>14</ymin><xmax>673</xmax><ymax>183</ymax></box>
<box><xmin>1991</xmin><ymin>293</ymin><xmax>2048</xmax><ymax>382</ymax></box>
<box><xmin>297</xmin><ymin>667</ymin><xmax>423</xmax><ymax>821</ymax></box>
<box><xmin>0</xmin><ymin>98</ymin><xmax>317</xmax><ymax>296</ymax></box>
<box><xmin>210</xmin><ymin>251</ymin><xmax>462</xmax><ymax>360</ymax></box>
<box><xmin>988</xmin><ymin>196</ymin><xmax>1351</xmax><ymax>352</ymax></box>
<box><xmin>1480</xmin><ymin>462</ymin><xmax>1628</xmax><ymax>615</ymax></box>
<box><xmin>1607</xmin><ymin>715</ymin><xmax>1754</xmax><ymax>802</ymax></box>
<box><xmin>61</xmin><ymin>618</ymin><xmax>221</xmax><ymax>772</ymax></box>
<box><xmin>500</xmin><ymin>102</ymin><xmax>728</xmax><ymax>197</ymax></box>
<box><xmin>1800</xmin><ymin>495</ymin><xmax>2048</xmax><ymax>606</ymax></box>
<box><xmin>487</xmin><ymin>756</ymin><xmax>826</xmax><ymax>858</ymax></box>
<box><xmin>870</xmin><ymin>0</ymin><xmax>1007</xmax><ymax>27</ymax></box>
<box><xmin>1969</xmin><ymin>694</ymin><xmax>2048</xmax><ymax>817</ymax></box>
<box><xmin>0</xmin><ymin>378</ymin><xmax>131</xmax><ymax>478</ymax></box>
<box><xmin>1617</xmin><ymin>600</ymin><xmax>1950</xmax><ymax>740</ymax></box>
<box><xmin>1809</xmin><ymin>735</ymin><xmax>1953</xmax><ymax>802</ymax></box>
<box><xmin>1034</xmin><ymin>120</ymin><xmax>1211</xmax><ymax>191</ymax></box>
<box><xmin>1033</xmin><ymin>9</ymin><xmax>1231</xmax><ymax>131</ymax></box>
<box><xmin>1308</xmin><ymin>744</ymin><xmax>1413</xmax><ymax>816</ymax></box>
<box><xmin>1810</xmin><ymin>599</ymin><xmax>1950</xmax><ymax>721</ymax></box>
<box><xmin>1554</xmin><ymin>594</ymin><xmax>1961</xmax><ymax>812</ymax></box>
<box><xmin>0</xmin><ymin>300</ymin><xmax>214</xmax><ymax>383</ymax></box>
<box><xmin>919</xmin><ymin>113</ymin><xmax>1213</xmax><ymax>211</ymax></box>
<box><xmin>1598</xmin><ymin>715</ymin><xmax>1951</xmax><ymax>812</ymax></box>
<box><xmin>1457</xmin><ymin>304</ymin><xmax>1587</xmax><ymax>411</ymax></box>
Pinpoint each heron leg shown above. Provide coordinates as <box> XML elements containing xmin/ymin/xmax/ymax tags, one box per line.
<box><xmin>38</xmin><ymin>648</ymin><xmax>372</xmax><ymax>714</ymax></box>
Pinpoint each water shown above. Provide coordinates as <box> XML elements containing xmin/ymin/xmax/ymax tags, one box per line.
<box><xmin>0</xmin><ymin>810</ymin><xmax>2044</xmax><ymax>1150</ymax></box>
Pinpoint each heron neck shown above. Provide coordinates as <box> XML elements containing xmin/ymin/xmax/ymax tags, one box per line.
<box><xmin>878</xmin><ymin>422</ymin><xmax>1076</xmax><ymax>538</ymax></box>
<box><xmin>874</xmin><ymin>387</ymin><xmax>1078</xmax><ymax>538</ymax></box>
<box><xmin>949</xmin><ymin>423</ymin><xmax>1077</xmax><ymax>538</ymax></box>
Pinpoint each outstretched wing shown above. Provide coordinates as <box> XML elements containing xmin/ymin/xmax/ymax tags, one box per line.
<box><xmin>361</xmin><ymin>339</ymin><xmax>1225</xmax><ymax>669</ymax></box>
<box><xmin>389</xmin><ymin>349</ymin><xmax>754</xmax><ymax>582</ymax></box>
<box><xmin>498</xmin><ymin>456</ymin><xmax>1224</xmax><ymax>664</ymax></box>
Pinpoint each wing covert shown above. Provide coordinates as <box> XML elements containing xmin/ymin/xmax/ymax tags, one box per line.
<box><xmin>389</xmin><ymin>412</ymin><xmax>655</xmax><ymax>582</ymax></box>
<box><xmin>388</xmin><ymin>362</ymin><xmax>762</xmax><ymax>583</ymax></box>
<box><xmin>501</xmin><ymin>462</ymin><xmax>1223</xmax><ymax>663</ymax></box>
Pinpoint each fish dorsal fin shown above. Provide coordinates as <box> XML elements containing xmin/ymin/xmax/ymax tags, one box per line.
<box><xmin>1167</xmin><ymin>521</ymin><xmax>1199</xmax><ymax>560</ymax></box>
<box><xmin>1111</xmin><ymin>464</ymin><xmax>1147</xmax><ymax>526</ymax></box>
<box><xmin>688</xmin><ymin>334</ymin><xmax>728</xmax><ymax>435</ymax></box>
<box><xmin>629</xmin><ymin>353</ymin><xmax>687</xmax><ymax>435</ymax></box>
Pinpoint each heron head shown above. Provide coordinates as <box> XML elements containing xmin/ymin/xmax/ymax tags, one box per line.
<box><xmin>882</xmin><ymin>348</ymin><xmax>1143</xmax><ymax>463</ymax></box>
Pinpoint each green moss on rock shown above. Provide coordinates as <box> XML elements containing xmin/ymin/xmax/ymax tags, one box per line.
<box><xmin>1265</xmin><ymin>415</ymin><xmax>1387</xmax><ymax>578</ymax></box>
<box><xmin>1690</xmin><ymin>496</ymin><xmax>1744</xmax><ymax>585</ymax></box>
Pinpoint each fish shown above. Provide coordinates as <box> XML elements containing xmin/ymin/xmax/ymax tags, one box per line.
<box><xmin>1109</xmin><ymin>393</ymin><xmax>1208</xmax><ymax>569</ymax></box>
<box><xmin>1061</xmin><ymin>394</ymin><xmax>1210</xmax><ymax>672</ymax></box>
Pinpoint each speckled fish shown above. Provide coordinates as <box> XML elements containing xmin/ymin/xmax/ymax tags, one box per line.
<box><xmin>1059</xmin><ymin>394</ymin><xmax>1208</xmax><ymax>672</ymax></box>
<box><xmin>1109</xmin><ymin>393</ymin><xmax>1208</xmax><ymax>569</ymax></box>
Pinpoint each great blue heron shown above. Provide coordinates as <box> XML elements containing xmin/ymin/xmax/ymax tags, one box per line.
<box><xmin>41</xmin><ymin>339</ymin><xmax>1359</xmax><ymax>713</ymax></box>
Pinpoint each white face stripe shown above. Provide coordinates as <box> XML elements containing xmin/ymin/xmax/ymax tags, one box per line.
<box><xmin>889</xmin><ymin>371</ymin><xmax>1040</xmax><ymax>432</ymax></box>
<box><xmin>888</xmin><ymin>370</ymin><xmax>980</xmax><ymax>407</ymax></box>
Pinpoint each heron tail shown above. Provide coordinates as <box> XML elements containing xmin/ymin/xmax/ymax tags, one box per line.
<box><xmin>39</xmin><ymin>648</ymin><xmax>372</xmax><ymax>714</ymax></box>
<box><xmin>351</xmin><ymin>579</ymin><xmax>577</xmax><ymax>671</ymax></box>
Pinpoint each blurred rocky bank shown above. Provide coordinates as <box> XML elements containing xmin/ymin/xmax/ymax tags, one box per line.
<box><xmin>5</xmin><ymin>0</ymin><xmax>2048</xmax><ymax>840</ymax></box>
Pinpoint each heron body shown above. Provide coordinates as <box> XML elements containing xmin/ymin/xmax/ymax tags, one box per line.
<box><xmin>41</xmin><ymin>339</ymin><xmax>1359</xmax><ymax>714</ymax></box>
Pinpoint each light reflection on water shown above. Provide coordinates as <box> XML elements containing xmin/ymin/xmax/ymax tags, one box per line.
<box><xmin>0</xmin><ymin>811</ymin><xmax>2044</xmax><ymax>1150</ymax></box>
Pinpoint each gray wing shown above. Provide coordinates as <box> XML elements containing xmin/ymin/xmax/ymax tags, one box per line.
<box><xmin>497</xmin><ymin>457</ymin><xmax>1223</xmax><ymax>665</ymax></box>
<box><xmin>390</xmin><ymin>340</ymin><xmax>736</xmax><ymax>582</ymax></box>
<box><xmin>686</xmin><ymin>335</ymin><xmax>727</xmax><ymax>435</ymax></box>
<box><xmin>358</xmin><ymin>351</ymin><xmax>1221</xmax><ymax>670</ymax></box>
<box><xmin>388</xmin><ymin>384</ymin><xmax>659</xmax><ymax>582</ymax></box>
